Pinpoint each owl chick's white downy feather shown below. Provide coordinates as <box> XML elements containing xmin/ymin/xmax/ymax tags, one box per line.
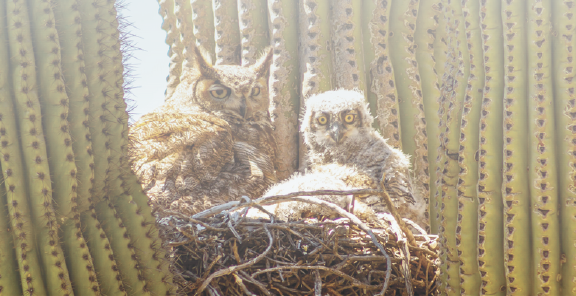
<box><xmin>300</xmin><ymin>89</ymin><xmax>427</xmax><ymax>227</ymax></box>
<box><xmin>243</xmin><ymin>163</ymin><xmax>378</xmax><ymax>222</ymax></box>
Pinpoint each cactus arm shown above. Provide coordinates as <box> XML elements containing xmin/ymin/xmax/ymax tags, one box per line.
<box><xmin>552</xmin><ymin>0</ymin><xmax>576</xmax><ymax>293</ymax></box>
<box><xmin>527</xmin><ymin>0</ymin><xmax>562</xmax><ymax>294</ymax></box>
<box><xmin>414</xmin><ymin>0</ymin><xmax>442</xmax><ymax>231</ymax></box>
<box><xmin>5</xmin><ymin>0</ymin><xmax>76</xmax><ymax>294</ymax></box>
<box><xmin>455</xmin><ymin>0</ymin><xmax>484</xmax><ymax>293</ymax></box>
<box><xmin>362</xmin><ymin>0</ymin><xmax>402</xmax><ymax>149</ymax></box>
<box><xmin>238</xmin><ymin>0</ymin><xmax>269</xmax><ymax>66</ymax></box>
<box><xmin>212</xmin><ymin>0</ymin><xmax>241</xmax><ymax>64</ymax></box>
<box><xmin>266</xmin><ymin>0</ymin><xmax>300</xmax><ymax>180</ymax></box>
<box><xmin>500</xmin><ymin>0</ymin><xmax>532</xmax><ymax>294</ymax></box>
<box><xmin>331</xmin><ymin>0</ymin><xmax>367</xmax><ymax>94</ymax></box>
<box><xmin>191</xmin><ymin>0</ymin><xmax>216</xmax><ymax>57</ymax></box>
<box><xmin>476</xmin><ymin>0</ymin><xmax>506</xmax><ymax>295</ymax></box>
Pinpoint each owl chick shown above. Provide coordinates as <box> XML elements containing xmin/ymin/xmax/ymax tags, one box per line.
<box><xmin>243</xmin><ymin>163</ymin><xmax>378</xmax><ymax>222</ymax></box>
<box><xmin>130</xmin><ymin>46</ymin><xmax>278</xmax><ymax>216</ymax></box>
<box><xmin>301</xmin><ymin>89</ymin><xmax>427</xmax><ymax>226</ymax></box>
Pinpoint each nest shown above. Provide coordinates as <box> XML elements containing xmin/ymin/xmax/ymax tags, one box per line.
<box><xmin>157</xmin><ymin>190</ymin><xmax>439</xmax><ymax>295</ymax></box>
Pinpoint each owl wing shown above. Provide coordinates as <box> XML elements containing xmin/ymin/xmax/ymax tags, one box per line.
<box><xmin>382</xmin><ymin>168</ymin><xmax>416</xmax><ymax>206</ymax></box>
<box><xmin>129</xmin><ymin>111</ymin><xmax>234</xmax><ymax>196</ymax></box>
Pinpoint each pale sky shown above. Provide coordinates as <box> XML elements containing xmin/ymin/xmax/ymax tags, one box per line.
<box><xmin>121</xmin><ymin>0</ymin><xmax>169</xmax><ymax>122</ymax></box>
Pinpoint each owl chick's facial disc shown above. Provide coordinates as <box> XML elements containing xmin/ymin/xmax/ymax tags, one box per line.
<box><xmin>191</xmin><ymin>47</ymin><xmax>273</xmax><ymax>119</ymax></box>
<box><xmin>313</xmin><ymin>109</ymin><xmax>361</xmax><ymax>143</ymax></box>
<box><xmin>302</xmin><ymin>89</ymin><xmax>373</xmax><ymax>147</ymax></box>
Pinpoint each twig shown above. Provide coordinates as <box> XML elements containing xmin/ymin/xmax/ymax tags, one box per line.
<box><xmin>195</xmin><ymin>225</ymin><xmax>274</xmax><ymax>295</ymax></box>
<box><xmin>314</xmin><ymin>270</ymin><xmax>322</xmax><ymax>296</ymax></box>
<box><xmin>192</xmin><ymin>189</ymin><xmax>381</xmax><ymax>219</ymax></box>
<box><xmin>238</xmin><ymin>271</ymin><xmax>272</xmax><ymax>296</ymax></box>
<box><xmin>403</xmin><ymin>218</ymin><xmax>429</xmax><ymax>244</ymax></box>
<box><xmin>233</xmin><ymin>273</ymin><xmax>257</xmax><ymax>296</ymax></box>
<box><xmin>377</xmin><ymin>185</ymin><xmax>417</xmax><ymax>247</ymax></box>
<box><xmin>251</xmin><ymin>266</ymin><xmax>380</xmax><ymax>290</ymax></box>
<box><xmin>237</xmin><ymin>195</ymin><xmax>393</xmax><ymax>295</ymax></box>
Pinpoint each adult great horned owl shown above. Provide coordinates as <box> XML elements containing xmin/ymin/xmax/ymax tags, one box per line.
<box><xmin>130</xmin><ymin>46</ymin><xmax>278</xmax><ymax>216</ymax></box>
<box><xmin>301</xmin><ymin>89</ymin><xmax>426</xmax><ymax>225</ymax></box>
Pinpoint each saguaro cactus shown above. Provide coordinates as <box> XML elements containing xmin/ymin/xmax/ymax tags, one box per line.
<box><xmin>157</xmin><ymin>0</ymin><xmax>576</xmax><ymax>294</ymax></box>
<box><xmin>0</xmin><ymin>0</ymin><xmax>173</xmax><ymax>295</ymax></box>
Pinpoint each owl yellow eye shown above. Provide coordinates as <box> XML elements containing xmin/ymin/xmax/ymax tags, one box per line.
<box><xmin>344</xmin><ymin>114</ymin><xmax>355</xmax><ymax>123</ymax></box>
<box><xmin>251</xmin><ymin>87</ymin><xmax>261</xmax><ymax>96</ymax></box>
<box><xmin>317</xmin><ymin>116</ymin><xmax>328</xmax><ymax>125</ymax></box>
<box><xmin>209</xmin><ymin>86</ymin><xmax>231</xmax><ymax>99</ymax></box>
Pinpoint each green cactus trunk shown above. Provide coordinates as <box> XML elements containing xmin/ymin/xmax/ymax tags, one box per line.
<box><xmin>0</xmin><ymin>0</ymin><xmax>174</xmax><ymax>295</ymax></box>
<box><xmin>154</xmin><ymin>0</ymin><xmax>576</xmax><ymax>294</ymax></box>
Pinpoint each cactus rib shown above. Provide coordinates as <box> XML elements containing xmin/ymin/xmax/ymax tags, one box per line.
<box><xmin>500</xmin><ymin>0</ymin><xmax>532</xmax><ymax>294</ymax></box>
<box><xmin>212</xmin><ymin>0</ymin><xmax>241</xmax><ymax>64</ymax></box>
<box><xmin>238</xmin><ymin>0</ymin><xmax>269</xmax><ymax>66</ymax></box>
<box><xmin>389</xmin><ymin>0</ymin><xmax>430</xmax><ymax>226</ymax></box>
<box><xmin>552</xmin><ymin>0</ymin><xmax>576</xmax><ymax>293</ymax></box>
<box><xmin>476</xmin><ymin>0</ymin><xmax>506</xmax><ymax>295</ymax></box>
<box><xmin>298</xmin><ymin>0</ymin><xmax>334</xmax><ymax>167</ymax></box>
<box><xmin>267</xmin><ymin>0</ymin><xmax>300</xmax><ymax>180</ymax></box>
<box><xmin>191</xmin><ymin>0</ymin><xmax>216</xmax><ymax>57</ymax></box>
<box><xmin>414</xmin><ymin>0</ymin><xmax>442</xmax><ymax>232</ymax></box>
<box><xmin>455</xmin><ymin>0</ymin><xmax>484</xmax><ymax>293</ymax></box>
<box><xmin>97</xmin><ymin>1</ymin><xmax>173</xmax><ymax>294</ymax></box>
<box><xmin>363</xmin><ymin>0</ymin><xmax>402</xmax><ymax>149</ymax></box>
<box><xmin>159</xmin><ymin>0</ymin><xmax>182</xmax><ymax>99</ymax></box>
<box><xmin>0</xmin><ymin>174</ymin><xmax>23</xmax><ymax>295</ymax></box>
<box><xmin>527</xmin><ymin>0</ymin><xmax>562</xmax><ymax>294</ymax></box>
<box><xmin>436</xmin><ymin>0</ymin><xmax>469</xmax><ymax>293</ymax></box>
<box><xmin>331</xmin><ymin>0</ymin><xmax>367</xmax><ymax>93</ymax></box>
<box><xmin>0</xmin><ymin>3</ymin><xmax>45</xmax><ymax>294</ymax></box>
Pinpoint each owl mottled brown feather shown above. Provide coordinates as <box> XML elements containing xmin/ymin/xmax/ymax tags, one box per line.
<box><xmin>129</xmin><ymin>46</ymin><xmax>277</xmax><ymax>216</ymax></box>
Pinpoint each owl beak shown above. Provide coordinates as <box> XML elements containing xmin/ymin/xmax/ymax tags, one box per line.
<box><xmin>329</xmin><ymin>122</ymin><xmax>344</xmax><ymax>143</ymax></box>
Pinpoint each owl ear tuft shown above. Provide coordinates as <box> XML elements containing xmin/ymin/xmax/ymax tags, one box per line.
<box><xmin>192</xmin><ymin>45</ymin><xmax>216</xmax><ymax>77</ymax></box>
<box><xmin>252</xmin><ymin>47</ymin><xmax>273</xmax><ymax>79</ymax></box>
